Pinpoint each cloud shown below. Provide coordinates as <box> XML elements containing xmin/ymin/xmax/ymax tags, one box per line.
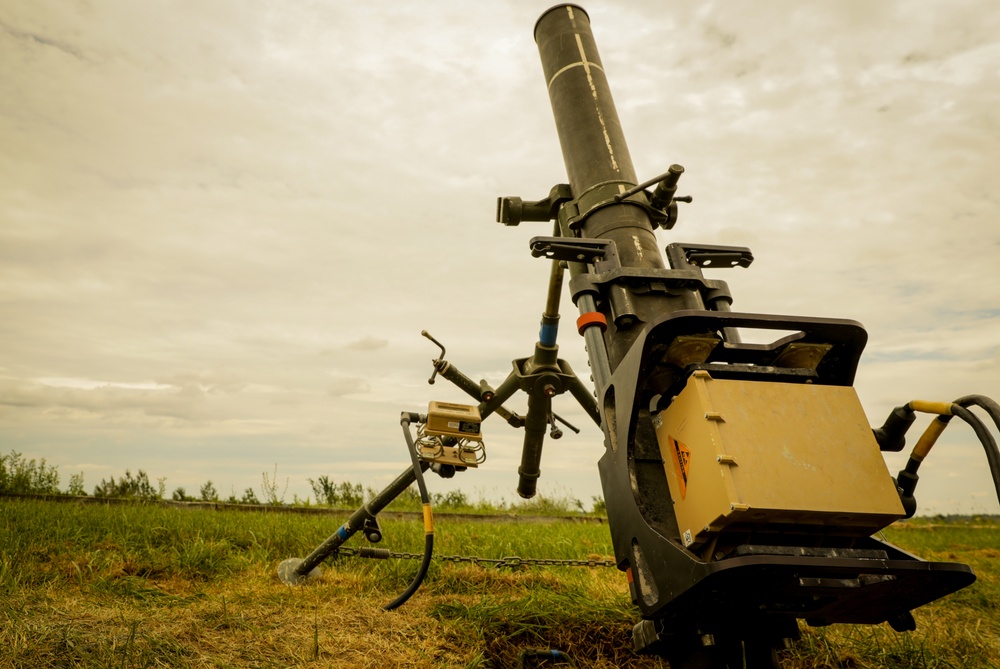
<box><xmin>0</xmin><ymin>378</ymin><xmax>207</xmax><ymax>422</ymax></box>
<box><xmin>326</xmin><ymin>376</ymin><xmax>371</xmax><ymax>398</ymax></box>
<box><xmin>0</xmin><ymin>18</ymin><xmax>88</xmax><ymax>61</ymax></box>
<box><xmin>346</xmin><ymin>336</ymin><xmax>389</xmax><ymax>352</ymax></box>
<box><xmin>0</xmin><ymin>0</ymin><xmax>997</xmax><ymax>512</ymax></box>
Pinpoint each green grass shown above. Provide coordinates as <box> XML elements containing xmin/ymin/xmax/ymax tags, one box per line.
<box><xmin>2</xmin><ymin>498</ymin><xmax>998</xmax><ymax>668</ymax></box>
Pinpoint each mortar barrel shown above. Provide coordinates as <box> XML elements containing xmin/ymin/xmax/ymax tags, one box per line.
<box><xmin>534</xmin><ymin>5</ymin><xmax>664</xmax><ymax>272</ymax></box>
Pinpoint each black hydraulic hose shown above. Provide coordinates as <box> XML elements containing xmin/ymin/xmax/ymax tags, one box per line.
<box><xmin>383</xmin><ymin>413</ymin><xmax>435</xmax><ymax>611</ymax></box>
<box><xmin>955</xmin><ymin>394</ymin><xmax>1000</xmax><ymax>434</ymax></box>
<box><xmin>950</xmin><ymin>404</ymin><xmax>1000</xmax><ymax>505</ymax></box>
<box><xmin>955</xmin><ymin>395</ymin><xmax>1000</xmax><ymax>503</ymax></box>
<box><xmin>897</xmin><ymin>396</ymin><xmax>1000</xmax><ymax>514</ymax></box>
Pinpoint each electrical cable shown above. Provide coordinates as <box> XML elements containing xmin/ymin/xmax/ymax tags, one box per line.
<box><xmin>383</xmin><ymin>413</ymin><xmax>435</xmax><ymax>611</ymax></box>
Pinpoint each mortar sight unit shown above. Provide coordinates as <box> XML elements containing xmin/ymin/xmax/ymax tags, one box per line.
<box><xmin>281</xmin><ymin>5</ymin><xmax>1000</xmax><ymax>667</ymax></box>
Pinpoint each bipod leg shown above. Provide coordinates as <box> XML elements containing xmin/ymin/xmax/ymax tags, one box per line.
<box><xmin>277</xmin><ymin>461</ymin><xmax>429</xmax><ymax>584</ymax></box>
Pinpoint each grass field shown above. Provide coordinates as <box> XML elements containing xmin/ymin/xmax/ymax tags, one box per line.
<box><xmin>2</xmin><ymin>498</ymin><xmax>998</xmax><ymax>668</ymax></box>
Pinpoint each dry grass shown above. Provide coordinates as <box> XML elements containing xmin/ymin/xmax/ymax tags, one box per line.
<box><xmin>2</xmin><ymin>560</ymin><xmax>651</xmax><ymax>668</ymax></box>
<box><xmin>2</xmin><ymin>499</ymin><xmax>998</xmax><ymax>668</ymax></box>
<box><xmin>7</xmin><ymin>565</ymin><xmax>445</xmax><ymax>667</ymax></box>
<box><xmin>0</xmin><ymin>498</ymin><xmax>650</xmax><ymax>668</ymax></box>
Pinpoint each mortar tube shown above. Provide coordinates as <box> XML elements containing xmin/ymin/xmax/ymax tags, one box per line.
<box><xmin>536</xmin><ymin>4</ymin><xmax>668</xmax><ymax>365</ymax></box>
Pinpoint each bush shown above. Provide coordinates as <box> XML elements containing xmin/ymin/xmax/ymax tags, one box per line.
<box><xmin>66</xmin><ymin>472</ymin><xmax>87</xmax><ymax>496</ymax></box>
<box><xmin>260</xmin><ymin>464</ymin><xmax>287</xmax><ymax>505</ymax></box>
<box><xmin>93</xmin><ymin>469</ymin><xmax>160</xmax><ymax>500</ymax></box>
<box><xmin>432</xmin><ymin>489</ymin><xmax>470</xmax><ymax>510</ymax></box>
<box><xmin>591</xmin><ymin>496</ymin><xmax>606</xmax><ymax>515</ymax></box>
<box><xmin>199</xmin><ymin>480</ymin><xmax>218</xmax><ymax>502</ymax></box>
<box><xmin>0</xmin><ymin>451</ymin><xmax>61</xmax><ymax>495</ymax></box>
<box><xmin>514</xmin><ymin>492</ymin><xmax>585</xmax><ymax>516</ymax></box>
<box><xmin>309</xmin><ymin>475</ymin><xmax>364</xmax><ymax>507</ymax></box>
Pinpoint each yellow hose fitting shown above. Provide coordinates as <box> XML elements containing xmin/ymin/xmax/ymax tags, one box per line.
<box><xmin>907</xmin><ymin>400</ymin><xmax>954</xmax><ymax>416</ymax></box>
<box><xmin>422</xmin><ymin>503</ymin><xmax>434</xmax><ymax>535</ymax></box>
<box><xmin>910</xmin><ymin>416</ymin><xmax>950</xmax><ymax>462</ymax></box>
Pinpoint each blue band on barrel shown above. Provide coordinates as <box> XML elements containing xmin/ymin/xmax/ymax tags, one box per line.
<box><xmin>539</xmin><ymin>322</ymin><xmax>558</xmax><ymax>347</ymax></box>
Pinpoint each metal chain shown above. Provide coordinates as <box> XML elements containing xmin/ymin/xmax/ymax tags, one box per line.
<box><xmin>333</xmin><ymin>546</ymin><xmax>616</xmax><ymax>569</ymax></box>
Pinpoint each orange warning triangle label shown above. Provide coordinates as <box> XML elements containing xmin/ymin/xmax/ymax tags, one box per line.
<box><xmin>669</xmin><ymin>436</ymin><xmax>691</xmax><ymax>499</ymax></box>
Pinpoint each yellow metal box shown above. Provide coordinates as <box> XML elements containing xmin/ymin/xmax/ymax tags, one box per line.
<box><xmin>655</xmin><ymin>371</ymin><xmax>904</xmax><ymax>548</ymax></box>
<box><xmin>425</xmin><ymin>401</ymin><xmax>482</xmax><ymax>441</ymax></box>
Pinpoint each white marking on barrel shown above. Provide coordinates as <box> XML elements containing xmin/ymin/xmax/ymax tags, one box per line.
<box><xmin>574</xmin><ymin>33</ymin><xmax>618</xmax><ymax>172</ymax></box>
<box><xmin>547</xmin><ymin>61</ymin><xmax>604</xmax><ymax>89</ymax></box>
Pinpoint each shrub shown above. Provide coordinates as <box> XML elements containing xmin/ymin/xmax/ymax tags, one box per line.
<box><xmin>309</xmin><ymin>475</ymin><xmax>364</xmax><ymax>507</ymax></box>
<box><xmin>433</xmin><ymin>489</ymin><xmax>470</xmax><ymax>510</ymax></box>
<box><xmin>0</xmin><ymin>451</ymin><xmax>61</xmax><ymax>495</ymax></box>
<box><xmin>260</xmin><ymin>464</ymin><xmax>287</xmax><ymax>505</ymax></box>
<box><xmin>591</xmin><ymin>496</ymin><xmax>607</xmax><ymax>515</ymax></box>
<box><xmin>93</xmin><ymin>469</ymin><xmax>160</xmax><ymax>500</ymax></box>
<box><xmin>199</xmin><ymin>480</ymin><xmax>218</xmax><ymax>502</ymax></box>
<box><xmin>66</xmin><ymin>472</ymin><xmax>87</xmax><ymax>496</ymax></box>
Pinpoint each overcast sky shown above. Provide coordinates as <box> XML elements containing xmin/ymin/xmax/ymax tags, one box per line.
<box><xmin>2</xmin><ymin>1</ymin><xmax>998</xmax><ymax>515</ymax></box>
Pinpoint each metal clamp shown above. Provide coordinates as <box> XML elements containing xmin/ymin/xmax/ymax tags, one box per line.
<box><xmin>529</xmin><ymin>236</ymin><xmax>620</xmax><ymax>271</ymax></box>
<box><xmin>666</xmin><ymin>243</ymin><xmax>754</xmax><ymax>270</ymax></box>
<box><xmin>559</xmin><ymin>180</ymin><xmax>648</xmax><ymax>231</ymax></box>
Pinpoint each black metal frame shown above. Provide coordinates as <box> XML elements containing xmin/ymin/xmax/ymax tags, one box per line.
<box><xmin>527</xmin><ymin>5</ymin><xmax>976</xmax><ymax>666</ymax></box>
<box><xmin>282</xmin><ymin>6</ymin><xmax>977</xmax><ymax>668</ymax></box>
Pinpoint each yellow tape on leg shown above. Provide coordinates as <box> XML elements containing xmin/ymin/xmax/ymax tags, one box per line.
<box><xmin>422</xmin><ymin>503</ymin><xmax>434</xmax><ymax>535</ymax></box>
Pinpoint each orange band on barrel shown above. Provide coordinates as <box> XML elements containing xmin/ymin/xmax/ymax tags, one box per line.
<box><xmin>576</xmin><ymin>312</ymin><xmax>608</xmax><ymax>335</ymax></box>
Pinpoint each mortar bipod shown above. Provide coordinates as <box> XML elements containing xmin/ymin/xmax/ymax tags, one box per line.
<box><xmin>278</xmin><ymin>314</ymin><xmax>603</xmax><ymax>599</ymax></box>
<box><xmin>278</xmin><ymin>412</ymin><xmax>447</xmax><ymax>610</ymax></box>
